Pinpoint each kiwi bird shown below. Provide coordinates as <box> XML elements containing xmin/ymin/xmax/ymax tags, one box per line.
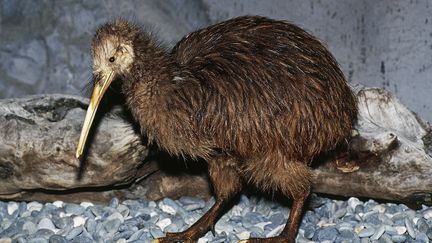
<box><xmin>76</xmin><ymin>16</ymin><xmax>357</xmax><ymax>242</ymax></box>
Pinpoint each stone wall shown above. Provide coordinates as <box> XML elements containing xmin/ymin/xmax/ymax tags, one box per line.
<box><xmin>1</xmin><ymin>0</ymin><xmax>431</xmax><ymax>120</ymax></box>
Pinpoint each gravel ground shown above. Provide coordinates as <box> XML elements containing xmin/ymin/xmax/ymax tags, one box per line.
<box><xmin>0</xmin><ymin>194</ymin><xmax>431</xmax><ymax>243</ymax></box>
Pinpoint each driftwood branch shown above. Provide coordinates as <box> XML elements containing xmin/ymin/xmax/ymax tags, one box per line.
<box><xmin>313</xmin><ymin>86</ymin><xmax>432</xmax><ymax>207</ymax></box>
<box><xmin>0</xmin><ymin>88</ymin><xmax>431</xmax><ymax>207</ymax></box>
<box><xmin>0</xmin><ymin>95</ymin><xmax>147</xmax><ymax>195</ymax></box>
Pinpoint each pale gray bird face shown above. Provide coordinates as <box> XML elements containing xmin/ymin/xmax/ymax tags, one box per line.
<box><xmin>76</xmin><ymin>36</ymin><xmax>135</xmax><ymax>160</ymax></box>
<box><xmin>92</xmin><ymin>36</ymin><xmax>135</xmax><ymax>77</ymax></box>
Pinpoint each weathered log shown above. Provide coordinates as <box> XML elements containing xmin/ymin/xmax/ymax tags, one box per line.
<box><xmin>313</xmin><ymin>86</ymin><xmax>432</xmax><ymax>207</ymax></box>
<box><xmin>0</xmin><ymin>95</ymin><xmax>148</xmax><ymax>194</ymax></box>
<box><xmin>0</xmin><ymin>88</ymin><xmax>431</xmax><ymax>207</ymax></box>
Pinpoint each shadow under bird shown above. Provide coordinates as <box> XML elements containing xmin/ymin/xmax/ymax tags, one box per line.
<box><xmin>76</xmin><ymin>16</ymin><xmax>357</xmax><ymax>242</ymax></box>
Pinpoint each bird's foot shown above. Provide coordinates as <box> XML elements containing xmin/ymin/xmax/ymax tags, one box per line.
<box><xmin>238</xmin><ymin>236</ymin><xmax>294</xmax><ymax>243</ymax></box>
<box><xmin>153</xmin><ymin>231</ymin><xmax>195</xmax><ymax>243</ymax></box>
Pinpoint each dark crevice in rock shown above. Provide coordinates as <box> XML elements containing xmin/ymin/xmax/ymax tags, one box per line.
<box><xmin>4</xmin><ymin>114</ymin><xmax>36</xmax><ymax>125</ymax></box>
<box><xmin>0</xmin><ymin>161</ymin><xmax>15</xmax><ymax>179</ymax></box>
<box><xmin>422</xmin><ymin>128</ymin><xmax>432</xmax><ymax>157</ymax></box>
<box><xmin>23</xmin><ymin>97</ymin><xmax>87</xmax><ymax>122</ymax></box>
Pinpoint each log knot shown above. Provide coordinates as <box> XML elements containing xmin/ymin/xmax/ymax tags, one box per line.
<box><xmin>0</xmin><ymin>161</ymin><xmax>15</xmax><ymax>179</ymax></box>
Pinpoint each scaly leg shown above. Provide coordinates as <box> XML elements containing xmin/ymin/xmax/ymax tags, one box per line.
<box><xmin>155</xmin><ymin>158</ymin><xmax>243</xmax><ymax>243</ymax></box>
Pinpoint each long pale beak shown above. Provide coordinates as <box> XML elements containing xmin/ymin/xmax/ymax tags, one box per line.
<box><xmin>75</xmin><ymin>71</ymin><xmax>114</xmax><ymax>159</ymax></box>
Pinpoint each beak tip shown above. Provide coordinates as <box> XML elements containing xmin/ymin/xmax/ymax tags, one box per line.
<box><xmin>75</xmin><ymin>151</ymin><xmax>82</xmax><ymax>160</ymax></box>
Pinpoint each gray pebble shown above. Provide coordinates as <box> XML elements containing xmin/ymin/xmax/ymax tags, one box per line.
<box><xmin>150</xmin><ymin>227</ymin><xmax>164</xmax><ymax>238</ymax></box>
<box><xmin>89</xmin><ymin>206</ymin><xmax>104</xmax><ymax>217</ymax></box>
<box><xmin>392</xmin><ymin>212</ymin><xmax>407</xmax><ymax>221</ymax></box>
<box><xmin>417</xmin><ymin>218</ymin><xmax>429</xmax><ymax>233</ymax></box>
<box><xmin>370</xmin><ymin>224</ymin><xmax>385</xmax><ymax>240</ymax></box>
<box><xmin>333</xmin><ymin>208</ymin><xmax>347</xmax><ymax>219</ymax></box>
<box><xmin>302</xmin><ymin>224</ymin><xmax>315</xmax><ymax>239</ymax></box>
<box><xmin>92</xmin><ymin>232</ymin><xmax>103</xmax><ymax>242</ymax></box>
<box><xmin>65</xmin><ymin>226</ymin><xmax>83</xmax><ymax>240</ymax></box>
<box><xmin>117</xmin><ymin>205</ymin><xmax>130</xmax><ymax>218</ymax></box>
<box><xmin>128</xmin><ymin>229</ymin><xmax>145</xmax><ymax>241</ymax></box>
<box><xmin>394</xmin><ymin>219</ymin><xmax>405</xmax><ymax>226</ymax></box>
<box><xmin>11</xmin><ymin>232</ymin><xmax>28</xmax><ymax>241</ymax></box>
<box><xmin>49</xmin><ymin>234</ymin><xmax>68</xmax><ymax>243</ymax></box>
<box><xmin>358</xmin><ymin>227</ymin><xmax>375</xmax><ymax>238</ymax></box>
<box><xmin>385</xmin><ymin>204</ymin><xmax>400</xmax><ymax>214</ymax></box>
<box><xmin>317</xmin><ymin>227</ymin><xmax>338</xmax><ymax>242</ymax></box>
<box><xmin>109</xmin><ymin>197</ymin><xmax>120</xmax><ymax>208</ymax></box>
<box><xmin>250</xmin><ymin>229</ymin><xmax>264</xmax><ymax>238</ymax></box>
<box><xmin>159</xmin><ymin>198</ymin><xmax>180</xmax><ymax>215</ymax></box>
<box><xmin>384</xmin><ymin>225</ymin><xmax>398</xmax><ymax>236</ymax></box>
<box><xmin>117</xmin><ymin>224</ymin><xmax>130</xmax><ymax>232</ymax></box>
<box><xmin>138</xmin><ymin>212</ymin><xmax>151</xmax><ymax>222</ymax></box>
<box><xmin>23</xmin><ymin>221</ymin><xmax>37</xmax><ymax>234</ymax></box>
<box><xmin>103</xmin><ymin>218</ymin><xmax>122</xmax><ymax>233</ymax></box>
<box><xmin>339</xmin><ymin>228</ymin><xmax>355</xmax><ymax>239</ymax></box>
<box><xmin>378</xmin><ymin>233</ymin><xmax>393</xmax><ymax>243</ymax></box>
<box><xmin>423</xmin><ymin>209</ymin><xmax>432</xmax><ymax>219</ymax></box>
<box><xmin>69</xmin><ymin>235</ymin><xmax>93</xmax><ymax>243</ymax></box>
<box><xmin>378</xmin><ymin>213</ymin><xmax>393</xmax><ymax>225</ymax></box>
<box><xmin>211</xmin><ymin>232</ymin><xmax>228</xmax><ymax>243</ymax></box>
<box><xmin>304</xmin><ymin>211</ymin><xmax>319</xmax><ymax>224</ymax></box>
<box><xmin>405</xmin><ymin>218</ymin><xmax>416</xmax><ymax>239</ymax></box>
<box><xmin>179</xmin><ymin>196</ymin><xmax>201</xmax><ymax>205</ymax></box>
<box><xmin>64</xmin><ymin>204</ymin><xmax>84</xmax><ymax>215</ymax></box>
<box><xmin>92</xmin><ymin>226</ymin><xmax>107</xmax><ymax>240</ymax></box>
<box><xmin>106</xmin><ymin>212</ymin><xmax>124</xmax><ymax>223</ymax></box>
<box><xmin>242</xmin><ymin>212</ymin><xmax>263</xmax><ymax>228</ymax></box>
<box><xmin>37</xmin><ymin>218</ymin><xmax>55</xmax><ymax>231</ymax></box>
<box><xmin>269</xmin><ymin>213</ymin><xmax>285</xmax><ymax>226</ymax></box>
<box><xmin>179</xmin><ymin>197</ymin><xmax>205</xmax><ymax>211</ymax></box>
<box><xmin>426</xmin><ymin>227</ymin><xmax>432</xmax><ymax>239</ymax></box>
<box><xmin>183</xmin><ymin>213</ymin><xmax>200</xmax><ymax>225</ymax></box>
<box><xmin>15</xmin><ymin>237</ymin><xmax>26</xmax><ymax>243</ymax></box>
<box><xmin>391</xmin><ymin>234</ymin><xmax>406</xmax><ymax>242</ymax></box>
<box><xmin>355</xmin><ymin>205</ymin><xmax>364</xmax><ymax>214</ymax></box>
<box><xmin>52</xmin><ymin>215</ymin><xmax>72</xmax><ymax>229</ymax></box>
<box><xmin>246</xmin><ymin>226</ymin><xmax>264</xmax><ymax>237</ymax></box>
<box><xmin>416</xmin><ymin>232</ymin><xmax>429</xmax><ymax>243</ymax></box>
<box><xmin>84</xmin><ymin>218</ymin><xmax>96</xmax><ymax>232</ymax></box>
<box><xmin>360</xmin><ymin>238</ymin><xmax>369</xmax><ymax>243</ymax></box>
<box><xmin>113</xmin><ymin>230</ymin><xmax>134</xmax><ymax>241</ymax></box>
<box><xmin>183</xmin><ymin>204</ymin><xmax>204</xmax><ymax>211</ymax></box>
<box><xmin>34</xmin><ymin>229</ymin><xmax>55</xmax><ymax>239</ymax></box>
<box><xmin>164</xmin><ymin>223</ymin><xmax>179</xmax><ymax>233</ymax></box>
<box><xmin>28</xmin><ymin>238</ymin><xmax>49</xmax><ymax>243</ymax></box>
<box><xmin>364</xmin><ymin>212</ymin><xmax>381</xmax><ymax>225</ymax></box>
<box><xmin>31</xmin><ymin>211</ymin><xmax>40</xmax><ymax>218</ymax></box>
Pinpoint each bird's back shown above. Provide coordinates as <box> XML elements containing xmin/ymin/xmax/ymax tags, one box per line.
<box><xmin>171</xmin><ymin>16</ymin><xmax>357</xmax><ymax>162</ymax></box>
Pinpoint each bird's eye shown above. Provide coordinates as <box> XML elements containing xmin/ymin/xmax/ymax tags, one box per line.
<box><xmin>109</xmin><ymin>57</ymin><xmax>115</xmax><ymax>62</ymax></box>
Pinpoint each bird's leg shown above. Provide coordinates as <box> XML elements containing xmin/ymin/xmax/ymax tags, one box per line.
<box><xmin>280</xmin><ymin>188</ymin><xmax>310</xmax><ymax>241</ymax></box>
<box><xmin>155</xmin><ymin>158</ymin><xmax>243</xmax><ymax>243</ymax></box>
<box><xmin>239</xmin><ymin>187</ymin><xmax>310</xmax><ymax>243</ymax></box>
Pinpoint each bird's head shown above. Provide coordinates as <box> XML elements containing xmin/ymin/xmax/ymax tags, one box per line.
<box><xmin>76</xmin><ymin>19</ymin><xmax>140</xmax><ymax>159</ymax></box>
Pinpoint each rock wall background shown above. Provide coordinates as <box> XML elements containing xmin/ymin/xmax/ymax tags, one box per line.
<box><xmin>1</xmin><ymin>0</ymin><xmax>431</xmax><ymax>120</ymax></box>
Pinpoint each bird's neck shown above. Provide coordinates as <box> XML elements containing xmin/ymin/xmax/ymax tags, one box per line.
<box><xmin>121</xmin><ymin>45</ymin><xmax>181</xmax><ymax>141</ymax></box>
<box><xmin>120</xmin><ymin>42</ymin><xmax>210</xmax><ymax>158</ymax></box>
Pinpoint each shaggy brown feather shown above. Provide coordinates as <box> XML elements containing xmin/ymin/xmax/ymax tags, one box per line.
<box><xmin>91</xmin><ymin>16</ymin><xmax>357</xmax><ymax>242</ymax></box>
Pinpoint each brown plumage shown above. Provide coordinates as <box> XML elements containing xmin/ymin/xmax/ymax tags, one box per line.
<box><xmin>81</xmin><ymin>16</ymin><xmax>357</xmax><ymax>242</ymax></box>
